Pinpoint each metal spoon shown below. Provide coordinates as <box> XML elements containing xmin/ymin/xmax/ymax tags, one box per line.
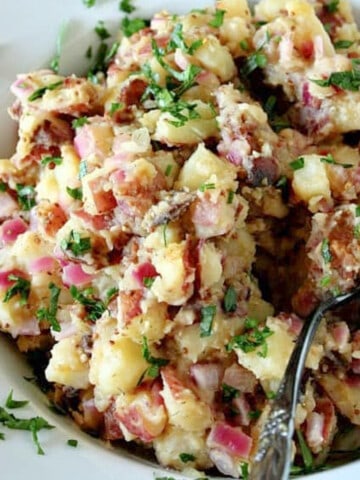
<box><xmin>249</xmin><ymin>285</ymin><xmax>360</xmax><ymax>480</ymax></box>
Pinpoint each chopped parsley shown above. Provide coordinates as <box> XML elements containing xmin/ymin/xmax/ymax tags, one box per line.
<box><xmin>0</xmin><ymin>181</ymin><xmax>7</xmax><ymax>192</ymax></box>
<box><xmin>95</xmin><ymin>20</ymin><xmax>111</xmax><ymax>41</ymax></box>
<box><xmin>320</xmin><ymin>275</ymin><xmax>331</xmax><ymax>287</ymax></box>
<box><xmin>109</xmin><ymin>101</ymin><xmax>124</xmax><ymax>116</ymax></box>
<box><xmin>120</xmin><ymin>17</ymin><xmax>148</xmax><ymax>37</ymax></box>
<box><xmin>311</xmin><ymin>59</ymin><xmax>360</xmax><ymax>91</ymax></box>
<box><xmin>334</xmin><ymin>40</ymin><xmax>355</xmax><ymax>49</ymax></box>
<box><xmin>227</xmin><ymin>317</ymin><xmax>273</xmax><ymax>358</ymax></box>
<box><xmin>143</xmin><ymin>276</ymin><xmax>155</xmax><ymax>288</ymax></box>
<box><xmin>240</xmin><ymin>39</ymin><xmax>250</xmax><ymax>51</ymax></box>
<box><xmin>208</xmin><ymin>9</ymin><xmax>226</xmax><ymax>28</ymax></box>
<box><xmin>199</xmin><ymin>182</ymin><xmax>216</xmax><ymax>192</ymax></box>
<box><xmin>249</xmin><ymin>409</ymin><xmax>261</xmax><ymax>420</ymax></box>
<box><xmin>240</xmin><ymin>463</ymin><xmax>249</xmax><ymax>480</ymax></box>
<box><xmin>354</xmin><ymin>224</ymin><xmax>360</xmax><ymax>239</ymax></box>
<box><xmin>221</xmin><ymin>383</ymin><xmax>240</xmax><ymax>402</ymax></box>
<box><xmin>16</xmin><ymin>184</ymin><xmax>36</xmax><ymax>211</ymax></box>
<box><xmin>40</xmin><ymin>156</ymin><xmax>63</xmax><ymax>167</ymax></box>
<box><xmin>140</xmin><ymin>336</ymin><xmax>169</xmax><ymax>381</ymax></box>
<box><xmin>72</xmin><ymin>117</ymin><xmax>89</xmax><ymax>128</ymax></box>
<box><xmin>119</xmin><ymin>0</ymin><xmax>136</xmax><ymax>13</ymax></box>
<box><xmin>28</xmin><ymin>81</ymin><xmax>63</xmax><ymax>101</ymax></box>
<box><xmin>223</xmin><ymin>286</ymin><xmax>237</xmax><ymax>313</ymax></box>
<box><xmin>70</xmin><ymin>286</ymin><xmax>107</xmax><ymax>321</ymax></box>
<box><xmin>61</xmin><ymin>230</ymin><xmax>91</xmax><ymax>257</ymax></box>
<box><xmin>290</xmin><ymin>157</ymin><xmax>305</xmax><ymax>171</ymax></box>
<box><xmin>200</xmin><ymin>305</ymin><xmax>216</xmax><ymax>337</ymax></box>
<box><xmin>320</xmin><ymin>153</ymin><xmax>352</xmax><ymax>168</ymax></box>
<box><xmin>5</xmin><ymin>390</ymin><xmax>29</xmax><ymax>409</ymax></box>
<box><xmin>36</xmin><ymin>283</ymin><xmax>62</xmax><ymax>332</ymax></box>
<box><xmin>162</xmin><ymin>222</ymin><xmax>168</xmax><ymax>247</ymax></box>
<box><xmin>3</xmin><ymin>275</ymin><xmax>31</xmax><ymax>306</ymax></box>
<box><xmin>67</xmin><ymin>439</ymin><xmax>78</xmax><ymax>447</ymax></box>
<box><xmin>179</xmin><ymin>452</ymin><xmax>196</xmax><ymax>463</ymax></box>
<box><xmin>321</xmin><ymin>238</ymin><xmax>332</xmax><ymax>264</ymax></box>
<box><xmin>50</xmin><ymin>22</ymin><xmax>68</xmax><ymax>73</ymax></box>
<box><xmin>0</xmin><ymin>405</ymin><xmax>54</xmax><ymax>455</ymax></box>
<box><xmin>66</xmin><ymin>186</ymin><xmax>83</xmax><ymax>201</ymax></box>
<box><xmin>83</xmin><ymin>0</ymin><xmax>96</xmax><ymax>6</ymax></box>
<box><xmin>241</xmin><ymin>51</ymin><xmax>267</xmax><ymax>77</ymax></box>
<box><xmin>168</xmin><ymin>24</ymin><xmax>203</xmax><ymax>55</ymax></box>
<box><xmin>105</xmin><ymin>287</ymin><xmax>119</xmax><ymax>304</ymax></box>
<box><xmin>296</xmin><ymin>429</ymin><xmax>314</xmax><ymax>472</ymax></box>
<box><xmin>325</xmin><ymin>0</ymin><xmax>339</xmax><ymax>13</ymax></box>
<box><xmin>356</xmin><ymin>205</ymin><xmax>360</xmax><ymax>217</ymax></box>
<box><xmin>265</xmin><ymin>390</ymin><xmax>277</xmax><ymax>400</ymax></box>
<box><xmin>140</xmin><ymin>37</ymin><xmax>202</xmax><ymax>127</ymax></box>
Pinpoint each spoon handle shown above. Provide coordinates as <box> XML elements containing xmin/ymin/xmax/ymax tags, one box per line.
<box><xmin>249</xmin><ymin>287</ymin><xmax>360</xmax><ymax>480</ymax></box>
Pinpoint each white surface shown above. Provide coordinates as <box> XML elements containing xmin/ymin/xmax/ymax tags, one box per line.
<box><xmin>0</xmin><ymin>0</ymin><xmax>360</xmax><ymax>479</ymax></box>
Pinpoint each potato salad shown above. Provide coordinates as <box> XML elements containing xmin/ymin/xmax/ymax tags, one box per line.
<box><xmin>2</xmin><ymin>0</ymin><xmax>360</xmax><ymax>476</ymax></box>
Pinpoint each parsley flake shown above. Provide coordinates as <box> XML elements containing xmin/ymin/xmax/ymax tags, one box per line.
<box><xmin>83</xmin><ymin>0</ymin><xmax>96</xmax><ymax>7</ymax></box>
<box><xmin>241</xmin><ymin>51</ymin><xmax>267</xmax><ymax>76</ymax></box>
<box><xmin>169</xmin><ymin>24</ymin><xmax>203</xmax><ymax>54</ymax></box>
<box><xmin>16</xmin><ymin>184</ymin><xmax>36</xmax><ymax>211</ymax></box>
<box><xmin>320</xmin><ymin>153</ymin><xmax>352</xmax><ymax>168</ymax></box>
<box><xmin>66</xmin><ymin>186</ymin><xmax>83</xmax><ymax>201</ymax></box>
<box><xmin>334</xmin><ymin>40</ymin><xmax>355</xmax><ymax>49</ymax></box>
<box><xmin>296</xmin><ymin>429</ymin><xmax>314</xmax><ymax>471</ymax></box>
<box><xmin>109</xmin><ymin>102</ymin><xmax>124</xmax><ymax>116</ymax></box>
<box><xmin>143</xmin><ymin>276</ymin><xmax>155</xmax><ymax>288</ymax></box>
<box><xmin>311</xmin><ymin>60</ymin><xmax>360</xmax><ymax>91</ymax></box>
<box><xmin>41</xmin><ymin>156</ymin><xmax>63</xmax><ymax>167</ymax></box>
<box><xmin>200</xmin><ymin>305</ymin><xmax>216</xmax><ymax>337</ymax></box>
<box><xmin>67</xmin><ymin>439</ymin><xmax>78</xmax><ymax>447</ymax></box>
<box><xmin>223</xmin><ymin>286</ymin><xmax>237</xmax><ymax>313</ymax></box>
<box><xmin>72</xmin><ymin>117</ymin><xmax>89</xmax><ymax>129</ymax></box>
<box><xmin>221</xmin><ymin>383</ymin><xmax>240</xmax><ymax>402</ymax></box>
<box><xmin>199</xmin><ymin>182</ymin><xmax>216</xmax><ymax>192</ymax></box>
<box><xmin>0</xmin><ymin>406</ymin><xmax>54</xmax><ymax>455</ymax></box>
<box><xmin>321</xmin><ymin>238</ymin><xmax>332</xmax><ymax>264</ymax></box>
<box><xmin>227</xmin><ymin>190</ymin><xmax>235</xmax><ymax>204</ymax></box>
<box><xmin>140</xmin><ymin>336</ymin><xmax>169</xmax><ymax>382</ymax></box>
<box><xmin>95</xmin><ymin>20</ymin><xmax>111</xmax><ymax>40</ymax></box>
<box><xmin>325</xmin><ymin>0</ymin><xmax>339</xmax><ymax>13</ymax></box>
<box><xmin>119</xmin><ymin>0</ymin><xmax>135</xmax><ymax>13</ymax></box>
<box><xmin>70</xmin><ymin>286</ymin><xmax>106</xmax><ymax>321</ymax></box>
<box><xmin>79</xmin><ymin>160</ymin><xmax>88</xmax><ymax>179</ymax></box>
<box><xmin>179</xmin><ymin>453</ymin><xmax>196</xmax><ymax>463</ymax></box>
<box><xmin>290</xmin><ymin>157</ymin><xmax>305</xmax><ymax>171</ymax></box>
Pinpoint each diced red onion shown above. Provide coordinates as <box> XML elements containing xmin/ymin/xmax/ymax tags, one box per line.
<box><xmin>62</xmin><ymin>263</ymin><xmax>94</xmax><ymax>286</ymax></box>
<box><xmin>207</xmin><ymin>422</ymin><xmax>252</xmax><ymax>459</ymax></box>
<box><xmin>0</xmin><ymin>218</ymin><xmax>27</xmax><ymax>245</ymax></box>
